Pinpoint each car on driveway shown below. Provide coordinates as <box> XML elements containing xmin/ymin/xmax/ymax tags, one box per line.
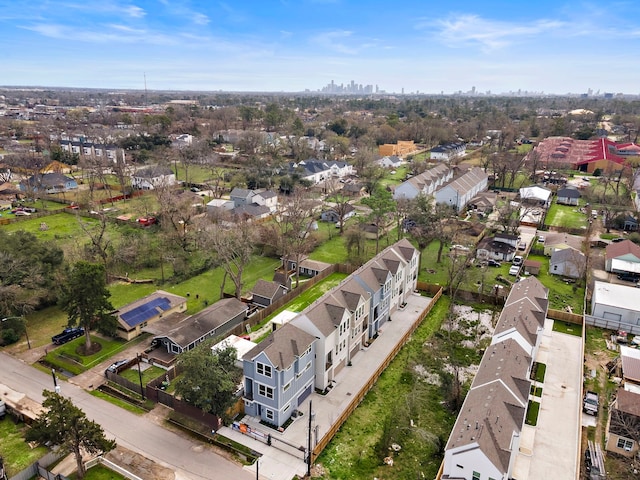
<box><xmin>617</xmin><ymin>273</ymin><xmax>639</xmax><ymax>283</ymax></box>
<box><xmin>509</xmin><ymin>265</ymin><xmax>521</xmax><ymax>276</ymax></box>
<box><xmin>487</xmin><ymin>260</ymin><xmax>501</xmax><ymax>267</ymax></box>
<box><xmin>512</xmin><ymin>255</ymin><xmax>523</xmax><ymax>266</ymax></box>
<box><xmin>105</xmin><ymin>359</ymin><xmax>129</xmax><ymax>376</ymax></box>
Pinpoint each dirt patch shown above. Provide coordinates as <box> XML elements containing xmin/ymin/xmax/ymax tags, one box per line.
<box><xmin>105</xmin><ymin>445</ymin><xmax>175</xmax><ymax>480</ymax></box>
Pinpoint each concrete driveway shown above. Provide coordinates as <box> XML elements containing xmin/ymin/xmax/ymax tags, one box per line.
<box><xmin>512</xmin><ymin>319</ymin><xmax>583</xmax><ymax>480</ymax></box>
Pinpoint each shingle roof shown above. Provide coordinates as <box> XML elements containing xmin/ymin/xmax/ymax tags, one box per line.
<box><xmin>252</xmin><ymin>279</ymin><xmax>282</xmax><ymax>300</ymax></box>
<box><xmin>606</xmin><ymin>239</ymin><xmax>640</xmax><ymax>260</ymax></box>
<box><xmin>243</xmin><ymin>322</ymin><xmax>316</xmax><ymax>370</ymax></box>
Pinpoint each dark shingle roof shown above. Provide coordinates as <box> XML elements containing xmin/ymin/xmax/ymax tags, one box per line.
<box><xmin>243</xmin><ymin>322</ymin><xmax>315</xmax><ymax>370</ymax></box>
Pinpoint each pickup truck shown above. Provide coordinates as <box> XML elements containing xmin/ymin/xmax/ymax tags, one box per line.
<box><xmin>51</xmin><ymin>327</ymin><xmax>85</xmax><ymax>345</ymax></box>
<box><xmin>583</xmin><ymin>390</ymin><xmax>599</xmax><ymax>416</ymax></box>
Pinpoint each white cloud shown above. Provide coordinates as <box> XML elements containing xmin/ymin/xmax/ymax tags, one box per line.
<box><xmin>423</xmin><ymin>14</ymin><xmax>565</xmax><ymax>52</ymax></box>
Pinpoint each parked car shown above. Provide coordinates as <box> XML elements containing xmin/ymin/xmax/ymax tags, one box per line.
<box><xmin>537</xmin><ymin>235</ymin><xmax>545</xmax><ymax>243</ymax></box>
<box><xmin>611</xmin><ymin>238</ymin><xmax>625</xmax><ymax>243</ymax></box>
<box><xmin>617</xmin><ymin>273</ymin><xmax>639</xmax><ymax>283</ymax></box>
<box><xmin>583</xmin><ymin>391</ymin><xmax>599</xmax><ymax>416</ymax></box>
<box><xmin>487</xmin><ymin>260</ymin><xmax>502</xmax><ymax>267</ymax></box>
<box><xmin>105</xmin><ymin>359</ymin><xmax>129</xmax><ymax>376</ymax></box>
<box><xmin>51</xmin><ymin>327</ymin><xmax>85</xmax><ymax>345</ymax></box>
<box><xmin>14</xmin><ymin>210</ymin><xmax>31</xmax><ymax>216</ymax></box>
<box><xmin>512</xmin><ymin>255</ymin><xmax>523</xmax><ymax>266</ymax></box>
<box><xmin>508</xmin><ymin>265</ymin><xmax>521</xmax><ymax>276</ymax></box>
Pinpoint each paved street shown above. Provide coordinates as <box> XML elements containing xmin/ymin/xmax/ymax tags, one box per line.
<box><xmin>0</xmin><ymin>352</ymin><xmax>254</xmax><ymax>480</ymax></box>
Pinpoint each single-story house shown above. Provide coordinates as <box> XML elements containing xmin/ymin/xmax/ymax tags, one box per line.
<box><xmin>211</xmin><ymin>334</ymin><xmax>257</xmax><ymax>369</ymax></box>
<box><xmin>114</xmin><ymin>291</ymin><xmax>187</xmax><ymax>341</ymax></box>
<box><xmin>342</xmin><ymin>182</ymin><xmax>366</xmax><ymax>197</ymax></box>
<box><xmin>377</xmin><ymin>156</ymin><xmax>404</xmax><ymax>169</ymax></box>
<box><xmin>467</xmin><ymin>191</ymin><xmax>497</xmax><ymax>214</ymax></box>
<box><xmin>131</xmin><ymin>166</ymin><xmax>176</xmax><ymax>190</ymax></box>
<box><xmin>549</xmin><ymin>247</ymin><xmax>586</xmax><ymax>279</ymax></box>
<box><xmin>605</xmin><ymin>239</ymin><xmax>640</xmax><ymax>274</ymax></box>
<box><xmin>476</xmin><ymin>236</ymin><xmax>516</xmax><ymax>262</ymax></box>
<box><xmin>149</xmin><ymin>298</ymin><xmax>248</xmax><ymax>356</ymax></box>
<box><xmin>606</xmin><ymin>388</ymin><xmax>640</xmax><ymax>457</ymax></box>
<box><xmin>20</xmin><ymin>173</ymin><xmax>78</xmax><ymax>194</ymax></box>
<box><xmin>623</xmin><ymin>216</ymin><xmax>638</xmax><ymax>232</ymax></box>
<box><xmin>321</xmin><ymin>203</ymin><xmax>356</xmax><ymax>223</ymax></box>
<box><xmin>543</xmin><ymin>232</ymin><xmax>584</xmax><ymax>256</ymax></box>
<box><xmin>298</xmin><ymin>258</ymin><xmax>333</xmax><ymax>277</ymax></box>
<box><xmin>251</xmin><ymin>279</ymin><xmax>288</xmax><ymax>308</ymax></box>
<box><xmin>556</xmin><ymin>187</ymin><xmax>581</xmax><ymax>206</ymax></box>
<box><xmin>519</xmin><ymin>185</ymin><xmax>552</xmax><ymax>208</ymax></box>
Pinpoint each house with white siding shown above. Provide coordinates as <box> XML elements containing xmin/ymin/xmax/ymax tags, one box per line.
<box><xmin>393</xmin><ymin>164</ymin><xmax>452</xmax><ymax>200</ymax></box>
<box><xmin>443</xmin><ymin>277</ymin><xmax>548</xmax><ymax>480</ymax></box>
<box><xmin>435</xmin><ymin>167</ymin><xmax>488</xmax><ymax>211</ymax></box>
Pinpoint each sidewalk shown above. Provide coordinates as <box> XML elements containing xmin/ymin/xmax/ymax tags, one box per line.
<box><xmin>220</xmin><ymin>292</ymin><xmax>435</xmax><ymax>480</ymax></box>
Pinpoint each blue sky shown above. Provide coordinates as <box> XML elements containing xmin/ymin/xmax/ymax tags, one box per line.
<box><xmin>1</xmin><ymin>0</ymin><xmax>640</xmax><ymax>94</ymax></box>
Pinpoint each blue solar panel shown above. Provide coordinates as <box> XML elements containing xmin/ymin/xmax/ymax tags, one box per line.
<box><xmin>121</xmin><ymin>297</ymin><xmax>172</xmax><ymax>327</ymax></box>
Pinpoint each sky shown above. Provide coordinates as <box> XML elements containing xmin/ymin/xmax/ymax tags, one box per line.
<box><xmin>1</xmin><ymin>0</ymin><xmax>640</xmax><ymax>95</ymax></box>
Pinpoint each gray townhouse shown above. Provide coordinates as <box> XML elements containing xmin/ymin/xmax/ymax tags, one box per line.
<box><xmin>242</xmin><ymin>239</ymin><xmax>420</xmax><ymax>427</ymax></box>
<box><xmin>242</xmin><ymin>323</ymin><xmax>316</xmax><ymax>427</ymax></box>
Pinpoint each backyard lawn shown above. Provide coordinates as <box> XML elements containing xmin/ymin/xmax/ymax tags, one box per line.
<box><xmin>0</xmin><ymin>420</ymin><xmax>49</xmax><ymax>478</ymax></box>
<box><xmin>545</xmin><ymin>202</ymin><xmax>587</xmax><ymax>230</ymax></box>
<box><xmin>526</xmin><ymin>254</ymin><xmax>585</xmax><ymax>313</ymax></box>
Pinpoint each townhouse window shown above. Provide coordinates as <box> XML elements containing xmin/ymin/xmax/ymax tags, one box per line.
<box><xmin>305</xmin><ymin>362</ymin><xmax>311</xmax><ymax>372</ymax></box>
<box><xmin>283</xmin><ymin>404</ymin><xmax>290</xmax><ymax>413</ymax></box>
<box><xmin>258</xmin><ymin>384</ymin><xmax>274</xmax><ymax>399</ymax></box>
<box><xmin>472</xmin><ymin>472</ymin><xmax>480</xmax><ymax>480</ymax></box>
<box><xmin>257</xmin><ymin>362</ymin><xmax>272</xmax><ymax>378</ymax></box>
<box><xmin>265</xmin><ymin>409</ymin><xmax>274</xmax><ymax>421</ymax></box>
<box><xmin>283</xmin><ymin>381</ymin><xmax>291</xmax><ymax>392</ymax></box>
<box><xmin>617</xmin><ymin>438</ymin><xmax>634</xmax><ymax>451</ymax></box>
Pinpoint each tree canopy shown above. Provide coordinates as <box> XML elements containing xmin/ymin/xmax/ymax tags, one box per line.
<box><xmin>174</xmin><ymin>343</ymin><xmax>242</xmax><ymax>421</ymax></box>
<box><xmin>26</xmin><ymin>390</ymin><xmax>116</xmax><ymax>480</ymax></box>
<box><xmin>59</xmin><ymin>261</ymin><xmax>116</xmax><ymax>352</ymax></box>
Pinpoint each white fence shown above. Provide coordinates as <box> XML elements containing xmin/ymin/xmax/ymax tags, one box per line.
<box><xmin>585</xmin><ymin>315</ymin><xmax>640</xmax><ymax>335</ymax></box>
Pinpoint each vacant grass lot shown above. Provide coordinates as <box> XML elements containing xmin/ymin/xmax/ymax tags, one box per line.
<box><xmin>119</xmin><ymin>364</ymin><xmax>165</xmax><ymax>385</ymax></box>
<box><xmin>68</xmin><ymin>463</ymin><xmax>127</xmax><ymax>480</ymax></box>
<box><xmin>545</xmin><ymin>202</ymin><xmax>587</xmax><ymax>230</ymax></box>
<box><xmin>0</xmin><ymin>211</ymin><xmax>101</xmax><ymax>242</ymax></box>
<box><xmin>0</xmin><ymin>420</ymin><xmax>49</xmax><ymax>477</ymax></box>
<box><xmin>317</xmin><ymin>297</ymin><xmax>456</xmax><ymax>479</ymax></box>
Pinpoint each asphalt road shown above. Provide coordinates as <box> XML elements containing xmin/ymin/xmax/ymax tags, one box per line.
<box><xmin>0</xmin><ymin>352</ymin><xmax>254</xmax><ymax>480</ymax></box>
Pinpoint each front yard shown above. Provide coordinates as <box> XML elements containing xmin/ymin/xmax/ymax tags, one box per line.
<box><xmin>0</xmin><ymin>420</ymin><xmax>49</xmax><ymax>478</ymax></box>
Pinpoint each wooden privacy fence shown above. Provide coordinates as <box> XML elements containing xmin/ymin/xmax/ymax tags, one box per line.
<box><xmin>311</xmin><ymin>287</ymin><xmax>443</xmax><ymax>463</ymax></box>
<box><xmin>547</xmin><ymin>308</ymin><xmax>584</xmax><ymax>325</ymax></box>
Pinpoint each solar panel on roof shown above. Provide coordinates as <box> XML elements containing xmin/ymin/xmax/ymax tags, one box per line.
<box><xmin>120</xmin><ymin>297</ymin><xmax>172</xmax><ymax>327</ymax></box>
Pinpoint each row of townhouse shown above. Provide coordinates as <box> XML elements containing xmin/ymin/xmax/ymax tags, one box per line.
<box><xmin>241</xmin><ymin>239</ymin><xmax>420</xmax><ymax>427</ymax></box>
<box><xmin>434</xmin><ymin>167</ymin><xmax>488</xmax><ymax>212</ymax></box>
<box><xmin>430</xmin><ymin>142</ymin><xmax>467</xmax><ymax>161</ymax></box>
<box><xmin>443</xmin><ymin>276</ymin><xmax>549</xmax><ymax>480</ymax></box>
<box><xmin>393</xmin><ymin>163</ymin><xmax>453</xmax><ymax>200</ymax></box>
<box><xmin>59</xmin><ymin>140</ymin><xmax>124</xmax><ymax>162</ymax></box>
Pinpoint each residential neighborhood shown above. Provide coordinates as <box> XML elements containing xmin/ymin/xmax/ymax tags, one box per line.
<box><xmin>3</xmin><ymin>87</ymin><xmax>640</xmax><ymax>480</ymax></box>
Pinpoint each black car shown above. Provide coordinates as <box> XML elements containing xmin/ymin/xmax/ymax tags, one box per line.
<box><xmin>487</xmin><ymin>260</ymin><xmax>502</xmax><ymax>267</ymax></box>
<box><xmin>51</xmin><ymin>327</ymin><xmax>85</xmax><ymax>345</ymax></box>
<box><xmin>617</xmin><ymin>273</ymin><xmax>639</xmax><ymax>283</ymax></box>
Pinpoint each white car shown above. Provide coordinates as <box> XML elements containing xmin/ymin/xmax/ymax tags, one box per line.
<box><xmin>512</xmin><ymin>255</ymin><xmax>523</xmax><ymax>266</ymax></box>
<box><xmin>509</xmin><ymin>265</ymin><xmax>521</xmax><ymax>276</ymax></box>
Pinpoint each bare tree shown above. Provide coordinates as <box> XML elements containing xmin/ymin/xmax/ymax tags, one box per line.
<box><xmin>208</xmin><ymin>219</ymin><xmax>257</xmax><ymax>299</ymax></box>
<box><xmin>261</xmin><ymin>190</ymin><xmax>317</xmax><ymax>288</ymax></box>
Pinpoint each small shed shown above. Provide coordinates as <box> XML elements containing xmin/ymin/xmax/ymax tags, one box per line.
<box><xmin>523</xmin><ymin>259</ymin><xmax>541</xmax><ymax>275</ymax></box>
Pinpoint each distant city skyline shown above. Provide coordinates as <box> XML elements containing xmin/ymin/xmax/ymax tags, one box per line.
<box><xmin>2</xmin><ymin>1</ymin><xmax>640</xmax><ymax>95</ymax></box>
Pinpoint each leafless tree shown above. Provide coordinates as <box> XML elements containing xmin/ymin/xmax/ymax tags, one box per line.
<box><xmin>208</xmin><ymin>219</ymin><xmax>257</xmax><ymax>299</ymax></box>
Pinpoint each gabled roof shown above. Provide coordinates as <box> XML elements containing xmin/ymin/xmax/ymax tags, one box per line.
<box><xmin>230</xmin><ymin>187</ymin><xmax>255</xmax><ymax>198</ymax></box>
<box><xmin>134</xmin><ymin>166</ymin><xmax>173</xmax><ymax>178</ymax></box>
<box><xmin>519</xmin><ymin>185</ymin><xmax>552</xmax><ymax>202</ymax></box>
<box><xmin>550</xmin><ymin>246</ymin><xmax>586</xmax><ymax>265</ymax></box>
<box><xmin>543</xmin><ymin>232</ymin><xmax>583</xmax><ymax>250</ymax></box>
<box><xmin>620</xmin><ymin>345</ymin><xmax>640</xmax><ymax>384</ymax></box>
<box><xmin>116</xmin><ymin>290</ymin><xmax>186</xmax><ymax>329</ymax></box>
<box><xmin>606</xmin><ymin>239</ymin><xmax>640</xmax><ymax>260</ymax></box>
<box><xmin>23</xmin><ymin>172</ymin><xmax>75</xmax><ymax>187</ymax></box>
<box><xmin>243</xmin><ymin>322</ymin><xmax>315</xmax><ymax>371</ymax></box>
<box><xmin>437</xmin><ymin>167</ymin><xmax>487</xmax><ymax>196</ymax></box>
<box><xmin>615</xmin><ymin>388</ymin><xmax>640</xmax><ymax>417</ymax></box>
<box><xmin>252</xmin><ymin>279</ymin><xmax>284</xmax><ymax>300</ymax></box>
<box><xmin>232</xmin><ymin>204</ymin><xmax>271</xmax><ymax>217</ymax></box>
<box><xmin>557</xmin><ymin>187</ymin><xmax>581</xmax><ymax>198</ymax></box>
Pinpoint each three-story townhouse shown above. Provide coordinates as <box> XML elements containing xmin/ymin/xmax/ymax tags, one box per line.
<box><xmin>242</xmin><ymin>323</ymin><xmax>316</xmax><ymax>427</ymax></box>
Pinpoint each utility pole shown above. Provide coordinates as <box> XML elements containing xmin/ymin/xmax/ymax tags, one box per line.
<box><xmin>137</xmin><ymin>353</ymin><xmax>145</xmax><ymax>400</ymax></box>
<box><xmin>51</xmin><ymin>368</ymin><xmax>60</xmax><ymax>394</ymax></box>
<box><xmin>307</xmin><ymin>400</ymin><xmax>313</xmax><ymax>477</ymax></box>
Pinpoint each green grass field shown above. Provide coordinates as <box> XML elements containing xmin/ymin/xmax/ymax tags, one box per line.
<box><xmin>0</xmin><ymin>420</ymin><xmax>49</xmax><ymax>478</ymax></box>
<box><xmin>68</xmin><ymin>463</ymin><xmax>127</xmax><ymax>480</ymax></box>
<box><xmin>526</xmin><ymin>254</ymin><xmax>585</xmax><ymax>313</ymax></box>
<box><xmin>545</xmin><ymin>202</ymin><xmax>587</xmax><ymax>229</ymax></box>
<box><xmin>317</xmin><ymin>296</ymin><xmax>453</xmax><ymax>479</ymax></box>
